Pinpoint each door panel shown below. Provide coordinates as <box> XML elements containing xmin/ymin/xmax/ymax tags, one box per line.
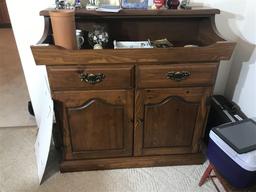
<box><xmin>134</xmin><ymin>87</ymin><xmax>211</xmax><ymax>156</ymax></box>
<box><xmin>68</xmin><ymin>99</ymin><xmax>124</xmax><ymax>152</ymax></box>
<box><xmin>144</xmin><ymin>96</ymin><xmax>199</xmax><ymax>148</ymax></box>
<box><xmin>54</xmin><ymin>90</ymin><xmax>133</xmax><ymax>160</ymax></box>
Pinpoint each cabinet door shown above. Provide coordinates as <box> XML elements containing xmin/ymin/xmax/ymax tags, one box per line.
<box><xmin>54</xmin><ymin>90</ymin><xmax>133</xmax><ymax>160</ymax></box>
<box><xmin>134</xmin><ymin>87</ymin><xmax>210</xmax><ymax>156</ymax></box>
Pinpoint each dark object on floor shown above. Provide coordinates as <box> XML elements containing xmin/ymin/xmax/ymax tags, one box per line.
<box><xmin>207</xmin><ymin>119</ymin><xmax>256</xmax><ymax>188</ymax></box>
<box><xmin>28</xmin><ymin>101</ymin><xmax>35</xmax><ymax>116</ymax></box>
<box><xmin>204</xmin><ymin>95</ymin><xmax>247</xmax><ymax>144</ymax></box>
<box><xmin>199</xmin><ymin>163</ymin><xmax>256</xmax><ymax>191</ymax></box>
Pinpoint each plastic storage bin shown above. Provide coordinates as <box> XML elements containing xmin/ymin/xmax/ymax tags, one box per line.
<box><xmin>207</xmin><ymin>119</ymin><xmax>256</xmax><ymax>188</ymax></box>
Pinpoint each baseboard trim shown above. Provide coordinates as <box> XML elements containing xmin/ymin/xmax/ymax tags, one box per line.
<box><xmin>60</xmin><ymin>153</ymin><xmax>205</xmax><ymax>172</ymax></box>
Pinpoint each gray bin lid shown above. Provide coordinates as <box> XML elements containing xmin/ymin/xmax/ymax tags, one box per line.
<box><xmin>212</xmin><ymin>119</ymin><xmax>256</xmax><ymax>154</ymax></box>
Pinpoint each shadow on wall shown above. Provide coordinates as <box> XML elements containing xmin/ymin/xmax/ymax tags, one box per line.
<box><xmin>227</xmin><ymin>45</ymin><xmax>256</xmax><ymax>118</ymax></box>
<box><xmin>215</xmin><ymin>11</ymin><xmax>255</xmax><ymax>100</ymax></box>
<box><xmin>215</xmin><ymin>10</ymin><xmax>256</xmax><ymax>117</ymax></box>
<box><xmin>225</xmin><ymin>40</ymin><xmax>255</xmax><ymax>100</ymax></box>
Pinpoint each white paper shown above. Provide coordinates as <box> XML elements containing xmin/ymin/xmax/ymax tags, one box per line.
<box><xmin>113</xmin><ymin>40</ymin><xmax>153</xmax><ymax>49</ymax></box>
<box><xmin>6</xmin><ymin>0</ymin><xmax>56</xmax><ymax>184</ymax></box>
<box><xmin>96</xmin><ymin>5</ymin><xmax>121</xmax><ymax>13</ymax></box>
<box><xmin>34</xmin><ymin>87</ymin><xmax>54</xmax><ymax>184</ymax></box>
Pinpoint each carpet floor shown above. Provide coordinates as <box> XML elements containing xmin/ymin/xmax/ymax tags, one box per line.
<box><xmin>0</xmin><ymin>126</ymin><xmax>220</xmax><ymax>192</ymax></box>
<box><xmin>0</xmin><ymin>28</ymin><xmax>36</xmax><ymax>127</ymax></box>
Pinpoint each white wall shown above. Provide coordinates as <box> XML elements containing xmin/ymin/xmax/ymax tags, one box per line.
<box><xmin>191</xmin><ymin>0</ymin><xmax>256</xmax><ymax>118</ymax></box>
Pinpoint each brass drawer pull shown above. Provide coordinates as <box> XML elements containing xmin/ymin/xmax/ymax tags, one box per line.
<box><xmin>80</xmin><ymin>73</ymin><xmax>105</xmax><ymax>84</ymax></box>
<box><xmin>166</xmin><ymin>71</ymin><xmax>191</xmax><ymax>81</ymax></box>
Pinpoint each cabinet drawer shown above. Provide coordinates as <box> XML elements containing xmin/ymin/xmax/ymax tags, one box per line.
<box><xmin>47</xmin><ymin>65</ymin><xmax>134</xmax><ymax>90</ymax></box>
<box><xmin>137</xmin><ymin>63</ymin><xmax>218</xmax><ymax>88</ymax></box>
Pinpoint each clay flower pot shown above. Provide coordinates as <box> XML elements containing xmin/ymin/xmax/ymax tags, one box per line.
<box><xmin>49</xmin><ymin>10</ymin><xmax>77</xmax><ymax>50</ymax></box>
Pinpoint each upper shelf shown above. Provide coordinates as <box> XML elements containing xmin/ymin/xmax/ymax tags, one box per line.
<box><xmin>40</xmin><ymin>8</ymin><xmax>220</xmax><ymax>18</ymax></box>
<box><xmin>32</xmin><ymin>7</ymin><xmax>236</xmax><ymax>66</ymax></box>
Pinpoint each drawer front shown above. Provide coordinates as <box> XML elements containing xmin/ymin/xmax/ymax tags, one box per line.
<box><xmin>137</xmin><ymin>63</ymin><xmax>218</xmax><ymax>88</ymax></box>
<box><xmin>47</xmin><ymin>65</ymin><xmax>134</xmax><ymax>90</ymax></box>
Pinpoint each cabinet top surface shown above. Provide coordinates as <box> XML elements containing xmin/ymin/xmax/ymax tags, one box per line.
<box><xmin>40</xmin><ymin>7</ymin><xmax>220</xmax><ymax>18</ymax></box>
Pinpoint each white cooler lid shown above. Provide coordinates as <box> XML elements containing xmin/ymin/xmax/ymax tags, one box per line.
<box><xmin>210</xmin><ymin>130</ymin><xmax>256</xmax><ymax>171</ymax></box>
<box><xmin>212</xmin><ymin>120</ymin><xmax>256</xmax><ymax>154</ymax></box>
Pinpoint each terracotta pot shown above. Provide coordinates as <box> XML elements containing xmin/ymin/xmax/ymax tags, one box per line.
<box><xmin>49</xmin><ymin>10</ymin><xmax>77</xmax><ymax>50</ymax></box>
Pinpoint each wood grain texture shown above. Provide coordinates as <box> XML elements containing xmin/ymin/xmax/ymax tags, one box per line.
<box><xmin>40</xmin><ymin>8</ymin><xmax>220</xmax><ymax>17</ymax></box>
<box><xmin>47</xmin><ymin>65</ymin><xmax>134</xmax><ymax>91</ymax></box>
<box><xmin>143</xmin><ymin>97</ymin><xmax>198</xmax><ymax>148</ymax></box>
<box><xmin>53</xmin><ymin>90</ymin><xmax>134</xmax><ymax>160</ymax></box>
<box><xmin>135</xmin><ymin>87</ymin><xmax>211</xmax><ymax>156</ymax></box>
<box><xmin>198</xmin><ymin>16</ymin><xmax>225</xmax><ymax>45</ymax></box>
<box><xmin>31</xmin><ymin>42</ymin><xmax>235</xmax><ymax>65</ymax></box>
<box><xmin>137</xmin><ymin>63</ymin><xmax>218</xmax><ymax>88</ymax></box>
<box><xmin>60</xmin><ymin>153</ymin><xmax>205</xmax><ymax>172</ymax></box>
<box><xmin>68</xmin><ymin>99</ymin><xmax>124</xmax><ymax>151</ymax></box>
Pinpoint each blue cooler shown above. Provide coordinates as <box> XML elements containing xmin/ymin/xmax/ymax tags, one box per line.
<box><xmin>207</xmin><ymin>119</ymin><xmax>256</xmax><ymax>188</ymax></box>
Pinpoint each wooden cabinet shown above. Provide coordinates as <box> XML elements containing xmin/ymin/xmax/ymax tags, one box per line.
<box><xmin>134</xmin><ymin>87</ymin><xmax>210</xmax><ymax>156</ymax></box>
<box><xmin>31</xmin><ymin>8</ymin><xmax>236</xmax><ymax>172</ymax></box>
<box><xmin>54</xmin><ymin>90</ymin><xmax>134</xmax><ymax>159</ymax></box>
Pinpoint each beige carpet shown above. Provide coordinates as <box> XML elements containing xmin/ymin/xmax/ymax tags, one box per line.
<box><xmin>0</xmin><ymin>29</ymin><xmax>36</xmax><ymax>127</ymax></box>
<box><xmin>0</xmin><ymin>126</ymin><xmax>219</xmax><ymax>192</ymax></box>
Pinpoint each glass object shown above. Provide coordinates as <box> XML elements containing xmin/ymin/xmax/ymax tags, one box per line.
<box><xmin>76</xmin><ymin>29</ymin><xmax>85</xmax><ymax>49</ymax></box>
<box><xmin>166</xmin><ymin>0</ymin><xmax>180</xmax><ymax>9</ymax></box>
<box><xmin>88</xmin><ymin>25</ymin><xmax>109</xmax><ymax>48</ymax></box>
